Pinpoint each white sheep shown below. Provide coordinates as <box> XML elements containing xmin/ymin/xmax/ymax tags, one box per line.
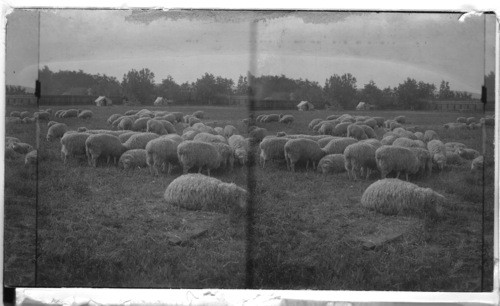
<box><xmin>456</xmin><ymin>117</ymin><xmax>467</xmax><ymax>123</ymax></box>
<box><xmin>132</xmin><ymin>117</ymin><xmax>150</xmax><ymax>132</ymax></box>
<box><xmin>164</xmin><ymin>173</ymin><xmax>247</xmax><ymax>212</ymax></box>
<box><xmin>107</xmin><ymin>113</ymin><xmax>123</xmax><ymax>125</ymax></box>
<box><xmin>228</xmin><ymin>135</ymin><xmax>250</xmax><ymax>166</ymax></box>
<box><xmin>392</xmin><ymin>137</ymin><xmax>424</xmax><ymax>148</ymax></box>
<box><xmin>409</xmin><ymin>147</ymin><xmax>432</xmax><ymax>177</ymax></box>
<box><xmin>375</xmin><ymin>145</ymin><xmax>420</xmax><ymax>181</ymax></box>
<box><xmin>60</xmin><ymin>132</ymin><xmax>91</xmax><ymax>164</ymax></box>
<box><xmin>445</xmin><ymin>142</ymin><xmax>466</xmax><ymax>152</ymax></box>
<box><xmin>85</xmin><ymin>134</ymin><xmax>126</xmax><ymax>167</ymax></box>
<box><xmin>249</xmin><ymin>127</ymin><xmax>267</xmax><ymax>143</ymax></box>
<box><xmin>190</xmin><ymin>123</ymin><xmax>215</xmax><ymax>134</ymax></box>
<box><xmin>118</xmin><ymin>117</ymin><xmax>134</xmax><ymax>130</ymax></box>
<box><xmin>24</xmin><ymin>150</ymin><xmax>37</xmax><ymax>166</ymax></box>
<box><xmin>466</xmin><ymin>117</ymin><xmax>477</xmax><ymax>125</ymax></box>
<box><xmin>34</xmin><ymin>111</ymin><xmax>50</xmax><ymax>120</ymax></box>
<box><xmin>188</xmin><ymin>116</ymin><xmax>202</xmax><ymax>126</ymax></box>
<box><xmin>471</xmin><ymin>156</ymin><xmax>484</xmax><ymax>172</ymax></box>
<box><xmin>427</xmin><ymin>139</ymin><xmax>447</xmax><ymax>171</ymax></box>
<box><xmin>193</xmin><ymin>132</ymin><xmax>228</xmax><ymax>144</ymax></box>
<box><xmin>359</xmin><ymin>125</ymin><xmax>376</xmax><ymax>139</ymax></box>
<box><xmin>177</xmin><ymin>140</ymin><xmax>221</xmax><ymax>176</ymax></box>
<box><xmin>146</xmin><ymin>119</ymin><xmax>167</xmax><ymax>135</ymax></box>
<box><xmin>423</xmin><ymin>130</ymin><xmax>439</xmax><ymax>143</ymax></box>
<box><xmin>77</xmin><ymin>110</ymin><xmax>93</xmax><ymax>119</ymax></box>
<box><xmin>193</xmin><ymin>110</ymin><xmax>205</xmax><ymax>119</ymax></box>
<box><xmin>118</xmin><ymin>131</ymin><xmax>140</xmax><ymax>143</ymax></box>
<box><xmin>344</xmin><ymin>142</ymin><xmax>377</xmax><ymax>180</ymax></box>
<box><xmin>182</xmin><ymin>130</ymin><xmax>200</xmax><ymax>141</ymax></box>
<box><xmin>119</xmin><ymin>149</ymin><xmax>148</xmax><ymax>170</ymax></box>
<box><xmin>317</xmin><ymin>154</ymin><xmax>346</xmax><ymax>174</ymax></box>
<box><xmin>10</xmin><ymin>142</ymin><xmax>33</xmax><ymax>154</ymax></box>
<box><xmin>214</xmin><ymin>127</ymin><xmax>224</xmax><ymax>136</ymax></box>
<box><xmin>309</xmin><ymin>118</ymin><xmax>323</xmax><ymax>130</ymax></box>
<box><xmin>361</xmin><ymin>178</ymin><xmax>445</xmax><ymax>217</ymax></box>
<box><xmin>145</xmin><ymin>136</ymin><xmax>182</xmax><ymax>176</ymax></box>
<box><xmin>333</xmin><ymin>122</ymin><xmax>351</xmax><ymax>136</ymax></box>
<box><xmin>318</xmin><ymin>122</ymin><xmax>335</xmax><ymax>135</ymax></box>
<box><xmin>360</xmin><ymin>138</ymin><xmax>382</xmax><ymax>149</ymax></box>
<box><xmin>323</xmin><ymin>137</ymin><xmax>358</xmax><ymax>155</ymax></box>
<box><xmin>212</xmin><ymin>142</ymin><xmax>235</xmax><ymax>170</ymax></box>
<box><xmin>457</xmin><ymin>148</ymin><xmax>480</xmax><ymax>160</ymax></box>
<box><xmin>444</xmin><ymin>122</ymin><xmax>467</xmax><ymax>130</ymax></box>
<box><xmin>123</xmin><ymin>132</ymin><xmax>160</xmax><ymax>150</ymax></box>
<box><xmin>223</xmin><ymin>125</ymin><xmax>238</xmax><ymax>138</ymax></box>
<box><xmin>284</xmin><ymin>138</ymin><xmax>326</xmax><ymax>172</ymax></box>
<box><xmin>317</xmin><ymin>136</ymin><xmax>338</xmax><ymax>148</ymax></box>
<box><xmin>279</xmin><ymin>115</ymin><xmax>294</xmax><ymax>124</ymax></box>
<box><xmin>259</xmin><ymin>137</ymin><xmax>289</xmax><ymax>168</ymax></box>
<box><xmin>47</xmin><ymin>123</ymin><xmax>69</xmax><ymax>141</ymax></box>
<box><xmin>61</xmin><ymin>109</ymin><xmax>79</xmax><ymax>118</ymax></box>
<box><xmin>394</xmin><ymin>115</ymin><xmax>406</xmax><ymax>124</ymax></box>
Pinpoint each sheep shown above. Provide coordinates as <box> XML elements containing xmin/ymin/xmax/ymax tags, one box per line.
<box><xmin>22</xmin><ymin>117</ymin><xmax>35</xmax><ymax>124</ymax></box>
<box><xmin>468</xmin><ymin>122</ymin><xmax>482</xmax><ymax>130</ymax></box>
<box><xmin>318</xmin><ymin>122</ymin><xmax>335</xmax><ymax>135</ymax></box>
<box><xmin>261</xmin><ymin>114</ymin><xmax>281</xmax><ymax>123</ymax></box>
<box><xmin>118</xmin><ymin>117</ymin><xmax>134</xmax><ymax>130</ymax></box>
<box><xmin>171</xmin><ymin>112</ymin><xmax>184</xmax><ymax>123</ymax></box>
<box><xmin>223</xmin><ymin>125</ymin><xmax>238</xmax><ymax>138</ymax></box>
<box><xmin>132</xmin><ymin>117</ymin><xmax>150</xmax><ymax>132</ymax></box>
<box><xmin>344</xmin><ymin>142</ymin><xmax>378</xmax><ymax>180</ymax></box>
<box><xmin>359</xmin><ymin>125</ymin><xmax>376</xmax><ymax>139</ymax></box>
<box><xmin>156</xmin><ymin>113</ymin><xmax>176</xmax><ymax>124</ymax></box>
<box><xmin>409</xmin><ymin>147</ymin><xmax>432</xmax><ymax>177</ymax></box>
<box><xmin>182</xmin><ymin>130</ymin><xmax>200</xmax><ymax>140</ymax></box>
<box><xmin>317</xmin><ymin>154</ymin><xmax>346</xmax><ymax>174</ymax></box>
<box><xmin>60</xmin><ymin>132</ymin><xmax>91</xmax><ymax>164</ymax></box>
<box><xmin>259</xmin><ymin>137</ymin><xmax>289</xmax><ymax>168</ymax></box>
<box><xmin>309</xmin><ymin>118</ymin><xmax>323</xmax><ymax>130</ymax></box>
<box><xmin>46</xmin><ymin>123</ymin><xmax>69</xmax><ymax>141</ymax></box>
<box><xmin>445</xmin><ymin>142</ymin><xmax>467</xmax><ymax>152</ymax></box>
<box><xmin>107</xmin><ymin>114</ymin><xmax>122</xmax><ymax>125</ymax></box>
<box><xmin>164</xmin><ymin>173</ymin><xmax>247</xmax><ymax>212</ymax></box>
<box><xmin>466</xmin><ymin>117</ymin><xmax>477</xmax><ymax>125</ymax></box>
<box><xmin>279</xmin><ymin>115</ymin><xmax>294</xmax><ymax>124</ymax></box>
<box><xmin>471</xmin><ymin>156</ymin><xmax>484</xmax><ymax>172</ymax></box>
<box><xmin>323</xmin><ymin>137</ymin><xmax>358</xmax><ymax>155</ymax></box>
<box><xmin>212</xmin><ymin>142</ymin><xmax>235</xmax><ymax>170</ymax></box>
<box><xmin>360</xmin><ymin>138</ymin><xmax>382</xmax><ymax>149</ymax></box>
<box><xmin>228</xmin><ymin>135</ymin><xmax>250</xmax><ymax>166</ymax></box>
<box><xmin>47</xmin><ymin>121</ymin><xmax>59</xmax><ymax>128</ymax></box>
<box><xmin>381</xmin><ymin>135</ymin><xmax>398</xmax><ymax>146</ymax></box>
<box><xmin>188</xmin><ymin>116</ymin><xmax>202</xmax><ymax>126</ymax></box>
<box><xmin>375</xmin><ymin>145</ymin><xmax>420</xmax><ymax>181</ymax></box>
<box><xmin>118</xmin><ymin>149</ymin><xmax>148</xmax><ymax>170</ymax></box>
<box><xmin>333</xmin><ymin>122</ymin><xmax>351</xmax><ymax>136</ymax></box>
<box><xmin>392</xmin><ymin>128</ymin><xmax>417</xmax><ymax>140</ymax></box>
<box><xmin>481</xmin><ymin>118</ymin><xmax>494</xmax><ymax>126</ymax></box>
<box><xmin>362</xmin><ymin>118</ymin><xmax>378</xmax><ymax>129</ymax></box>
<box><xmin>446</xmin><ymin>150</ymin><xmax>465</xmax><ymax>165</ymax></box>
<box><xmin>317</xmin><ymin>136</ymin><xmax>338</xmax><ymax>148</ymax></box>
<box><xmin>423</xmin><ymin>130</ymin><xmax>439</xmax><ymax>143</ymax></box>
<box><xmin>361</xmin><ymin>178</ymin><xmax>445</xmax><ymax>218</ymax></box>
<box><xmin>214</xmin><ymin>127</ymin><xmax>224</xmax><ymax>136</ymax></box>
<box><xmin>125</xmin><ymin>110</ymin><xmax>139</xmax><ymax>115</ymax></box>
<box><xmin>456</xmin><ymin>117</ymin><xmax>467</xmax><ymax>123</ymax></box>
<box><xmin>392</xmin><ymin>137</ymin><xmax>423</xmax><ymax>148</ymax></box>
<box><xmin>191</xmin><ymin>123</ymin><xmax>215</xmax><ymax>134</ymax></box>
<box><xmin>10</xmin><ymin>142</ymin><xmax>34</xmax><ymax>154</ymax></box>
<box><xmin>24</xmin><ymin>150</ymin><xmax>38</xmax><ymax>166</ymax></box>
<box><xmin>444</xmin><ymin>122</ymin><xmax>467</xmax><ymax>130</ymax></box>
<box><xmin>193</xmin><ymin>132</ymin><xmax>227</xmax><ymax>144</ymax></box>
<box><xmin>457</xmin><ymin>148</ymin><xmax>480</xmax><ymax>160</ymax></box>
<box><xmin>389</xmin><ymin>121</ymin><xmax>402</xmax><ymax>130</ymax></box>
<box><xmin>284</xmin><ymin>138</ymin><xmax>326</xmax><ymax>172</ymax></box>
<box><xmin>249</xmin><ymin>127</ymin><xmax>267</xmax><ymax>143</ymax></box>
<box><xmin>394</xmin><ymin>115</ymin><xmax>406</xmax><ymax>124</ymax></box>
<box><xmin>326</xmin><ymin>114</ymin><xmax>340</xmax><ymax>120</ymax></box>
<box><xmin>123</xmin><ymin>132</ymin><xmax>160</xmax><ymax>150</ymax></box>
<box><xmin>77</xmin><ymin>110</ymin><xmax>93</xmax><ymax>119</ymax></box>
<box><xmin>34</xmin><ymin>111</ymin><xmax>50</xmax><ymax>120</ymax></box>
<box><xmin>414</xmin><ymin>132</ymin><xmax>424</xmax><ymax>141</ymax></box>
<box><xmin>85</xmin><ymin>134</ymin><xmax>126</xmax><ymax>167</ymax></box>
<box><xmin>145</xmin><ymin>136</ymin><xmax>182</xmax><ymax>175</ymax></box>
<box><xmin>18</xmin><ymin>111</ymin><xmax>30</xmax><ymax>119</ymax></box>
<box><xmin>177</xmin><ymin>140</ymin><xmax>221</xmax><ymax>176</ymax></box>
<box><xmin>193</xmin><ymin>110</ymin><xmax>205</xmax><ymax>119</ymax></box>
<box><xmin>6</xmin><ymin>117</ymin><xmax>22</xmax><ymax>124</ymax></box>
<box><xmin>427</xmin><ymin>140</ymin><xmax>447</xmax><ymax>171</ymax></box>
<box><xmin>10</xmin><ymin>111</ymin><xmax>21</xmax><ymax>117</ymax></box>
<box><xmin>61</xmin><ymin>109</ymin><xmax>79</xmax><ymax>118</ymax></box>
<box><xmin>146</xmin><ymin>119</ymin><xmax>168</xmax><ymax>135</ymax></box>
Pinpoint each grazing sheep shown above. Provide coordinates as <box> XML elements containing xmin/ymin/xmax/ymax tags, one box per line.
<box><xmin>214</xmin><ymin>127</ymin><xmax>224</xmax><ymax>136</ymax></box>
<box><xmin>361</xmin><ymin>178</ymin><xmax>444</xmax><ymax>217</ymax></box>
<box><xmin>6</xmin><ymin>117</ymin><xmax>21</xmax><ymax>124</ymax></box>
<box><xmin>445</xmin><ymin>142</ymin><xmax>467</xmax><ymax>152</ymax></box>
<box><xmin>409</xmin><ymin>147</ymin><xmax>432</xmax><ymax>177</ymax></box>
<box><xmin>279</xmin><ymin>115</ymin><xmax>294</xmax><ymax>124</ymax></box>
<box><xmin>471</xmin><ymin>156</ymin><xmax>484</xmax><ymax>172</ymax></box>
<box><xmin>147</xmin><ymin>119</ymin><xmax>168</xmax><ymax>135</ymax></box>
<box><xmin>10</xmin><ymin>142</ymin><xmax>33</xmax><ymax>154</ymax></box>
<box><xmin>125</xmin><ymin>110</ymin><xmax>139</xmax><ymax>116</ymax></box>
<box><xmin>190</xmin><ymin>123</ymin><xmax>215</xmax><ymax>134</ymax></box>
<box><xmin>10</xmin><ymin>111</ymin><xmax>21</xmax><ymax>117</ymax></box>
<box><xmin>284</xmin><ymin>138</ymin><xmax>326</xmax><ymax>172</ymax></box>
<box><xmin>193</xmin><ymin>110</ymin><xmax>205</xmax><ymax>119</ymax></box>
<box><xmin>309</xmin><ymin>118</ymin><xmax>323</xmax><ymax>130</ymax></box>
<box><xmin>212</xmin><ymin>142</ymin><xmax>235</xmax><ymax>170</ymax></box>
<box><xmin>444</xmin><ymin>122</ymin><xmax>467</xmax><ymax>130</ymax></box>
<box><xmin>326</xmin><ymin>114</ymin><xmax>340</xmax><ymax>120</ymax></box>
<box><xmin>381</xmin><ymin>135</ymin><xmax>398</xmax><ymax>146</ymax></box>
<box><xmin>317</xmin><ymin>154</ymin><xmax>346</xmax><ymax>174</ymax></box>
<box><xmin>156</xmin><ymin>113</ymin><xmax>177</xmax><ymax>124</ymax></box>
<box><xmin>85</xmin><ymin>134</ymin><xmax>126</xmax><ymax>167</ymax></box>
<box><xmin>46</xmin><ymin>123</ymin><xmax>69</xmax><ymax>141</ymax></box>
<box><xmin>423</xmin><ymin>130</ymin><xmax>440</xmax><ymax>143</ymax></box>
<box><xmin>457</xmin><ymin>148</ymin><xmax>480</xmax><ymax>160</ymax></box>
<box><xmin>117</xmin><ymin>131</ymin><xmax>138</xmax><ymax>143</ymax></box>
<box><xmin>375</xmin><ymin>145</ymin><xmax>420</xmax><ymax>181</ymax></box>
<box><xmin>5</xmin><ymin>137</ymin><xmax>20</xmax><ymax>147</ymax></box>
<box><xmin>344</xmin><ymin>142</ymin><xmax>378</xmax><ymax>180</ymax></box>
<box><xmin>261</xmin><ymin>114</ymin><xmax>282</xmax><ymax>123</ymax></box>
<box><xmin>145</xmin><ymin>136</ymin><xmax>182</xmax><ymax>175</ymax></box>
<box><xmin>223</xmin><ymin>125</ymin><xmax>238</xmax><ymax>138</ymax></box>
<box><xmin>107</xmin><ymin>114</ymin><xmax>122</xmax><ymax>125</ymax></box>
<box><xmin>446</xmin><ymin>150</ymin><xmax>465</xmax><ymax>165</ymax></box>
<box><xmin>20</xmin><ymin>111</ymin><xmax>30</xmax><ymax>119</ymax></box>
<box><xmin>361</xmin><ymin>118</ymin><xmax>377</xmax><ymax>129</ymax></box>
<box><xmin>119</xmin><ymin>149</ymin><xmax>148</xmax><ymax>170</ymax></box>
<box><xmin>188</xmin><ymin>116</ymin><xmax>202</xmax><ymax>126</ymax></box>
<box><xmin>360</xmin><ymin>138</ymin><xmax>382</xmax><ymax>149</ymax></box>
<box><xmin>193</xmin><ymin>132</ymin><xmax>227</xmax><ymax>144</ymax></box>
<box><xmin>392</xmin><ymin>137</ymin><xmax>423</xmax><ymax>148</ymax></box>
<box><xmin>317</xmin><ymin>136</ymin><xmax>338</xmax><ymax>148</ymax></box>
<box><xmin>132</xmin><ymin>117</ymin><xmax>150</xmax><ymax>132</ymax></box>
<box><xmin>466</xmin><ymin>117</ymin><xmax>477</xmax><ymax>125</ymax></box>
<box><xmin>259</xmin><ymin>137</ymin><xmax>289</xmax><ymax>168</ymax></box>
<box><xmin>427</xmin><ymin>140</ymin><xmax>447</xmax><ymax>171</ymax></box>
<box><xmin>318</xmin><ymin>122</ymin><xmax>335</xmax><ymax>135</ymax></box>
<box><xmin>22</xmin><ymin>117</ymin><xmax>35</xmax><ymax>124</ymax></box>
<box><xmin>60</xmin><ymin>132</ymin><xmax>91</xmax><ymax>164</ymax></box>
<box><xmin>61</xmin><ymin>109</ymin><xmax>79</xmax><ymax>118</ymax></box>
<box><xmin>34</xmin><ymin>111</ymin><xmax>50</xmax><ymax>120</ymax></box>
<box><xmin>359</xmin><ymin>125</ymin><xmax>376</xmax><ymax>139</ymax></box>
<box><xmin>164</xmin><ymin>174</ymin><xmax>247</xmax><ymax>212</ymax></box>
<box><xmin>394</xmin><ymin>116</ymin><xmax>406</xmax><ymax>124</ymax></box>
<box><xmin>333</xmin><ymin>122</ymin><xmax>351</xmax><ymax>136</ymax></box>
<box><xmin>323</xmin><ymin>137</ymin><xmax>358</xmax><ymax>155</ymax></box>
<box><xmin>228</xmin><ymin>135</ymin><xmax>250</xmax><ymax>166</ymax></box>
<box><xmin>177</xmin><ymin>140</ymin><xmax>221</xmax><ymax>176</ymax></box>
<box><xmin>47</xmin><ymin>121</ymin><xmax>58</xmax><ymax>128</ymax></box>
<box><xmin>182</xmin><ymin>130</ymin><xmax>200</xmax><ymax>140</ymax></box>
<box><xmin>392</xmin><ymin>128</ymin><xmax>417</xmax><ymax>140</ymax></box>
<box><xmin>77</xmin><ymin>110</ymin><xmax>93</xmax><ymax>119</ymax></box>
<box><xmin>414</xmin><ymin>132</ymin><xmax>424</xmax><ymax>141</ymax></box>
<box><xmin>389</xmin><ymin>121</ymin><xmax>402</xmax><ymax>130</ymax></box>
<box><xmin>171</xmin><ymin>112</ymin><xmax>184</xmax><ymax>123</ymax></box>
<box><xmin>249</xmin><ymin>127</ymin><xmax>267</xmax><ymax>143</ymax></box>
<box><xmin>118</xmin><ymin>117</ymin><xmax>134</xmax><ymax>130</ymax></box>
<box><xmin>468</xmin><ymin>122</ymin><xmax>482</xmax><ymax>130</ymax></box>
<box><xmin>24</xmin><ymin>150</ymin><xmax>38</xmax><ymax>166</ymax></box>
<box><xmin>481</xmin><ymin>118</ymin><xmax>494</xmax><ymax>126</ymax></box>
<box><xmin>123</xmin><ymin>132</ymin><xmax>160</xmax><ymax>150</ymax></box>
<box><xmin>457</xmin><ymin>117</ymin><xmax>467</xmax><ymax>123</ymax></box>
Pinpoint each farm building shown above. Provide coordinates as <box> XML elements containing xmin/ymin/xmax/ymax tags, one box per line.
<box><xmin>153</xmin><ymin>97</ymin><xmax>174</xmax><ymax>106</ymax></box>
<box><xmin>356</xmin><ymin>101</ymin><xmax>374</xmax><ymax>110</ymax></box>
<box><xmin>431</xmin><ymin>100</ymin><xmax>486</xmax><ymax>112</ymax></box>
<box><xmin>95</xmin><ymin>96</ymin><xmax>112</xmax><ymax>106</ymax></box>
<box><xmin>297</xmin><ymin>101</ymin><xmax>315</xmax><ymax>111</ymax></box>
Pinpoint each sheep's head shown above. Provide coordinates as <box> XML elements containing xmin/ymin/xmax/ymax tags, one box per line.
<box><xmin>422</xmin><ymin>188</ymin><xmax>446</xmax><ymax>218</ymax></box>
<box><xmin>235</xmin><ymin>149</ymin><xmax>247</xmax><ymax>165</ymax></box>
<box><xmin>434</xmin><ymin>153</ymin><xmax>446</xmax><ymax>170</ymax></box>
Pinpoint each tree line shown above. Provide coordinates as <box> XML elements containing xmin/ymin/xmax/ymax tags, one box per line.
<box><xmin>7</xmin><ymin>66</ymin><xmax>493</xmax><ymax>110</ymax></box>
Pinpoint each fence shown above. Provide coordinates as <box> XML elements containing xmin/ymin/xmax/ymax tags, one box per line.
<box><xmin>5</xmin><ymin>95</ymin><xmax>124</xmax><ymax>106</ymax></box>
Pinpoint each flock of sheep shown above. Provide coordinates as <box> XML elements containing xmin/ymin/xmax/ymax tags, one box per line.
<box><xmin>5</xmin><ymin>106</ymin><xmax>494</xmax><ymax>219</ymax></box>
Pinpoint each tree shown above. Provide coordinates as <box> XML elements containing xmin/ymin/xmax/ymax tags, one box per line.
<box><xmin>121</xmin><ymin>68</ymin><xmax>156</xmax><ymax>104</ymax></box>
<box><xmin>360</xmin><ymin>80</ymin><xmax>383</xmax><ymax>108</ymax></box>
<box><xmin>235</xmin><ymin>75</ymin><xmax>249</xmax><ymax>95</ymax></box>
<box><xmin>438</xmin><ymin>80</ymin><xmax>454</xmax><ymax>100</ymax></box>
<box><xmin>6</xmin><ymin>85</ymin><xmax>29</xmax><ymax>95</ymax></box>
<box><xmin>395</xmin><ymin>78</ymin><xmax>419</xmax><ymax>109</ymax></box>
<box><xmin>157</xmin><ymin>75</ymin><xmax>181</xmax><ymax>101</ymax></box>
<box><xmin>485</xmin><ymin>71</ymin><xmax>495</xmax><ymax>103</ymax></box>
<box><xmin>324</xmin><ymin>73</ymin><xmax>358</xmax><ymax>109</ymax></box>
<box><xmin>91</xmin><ymin>74</ymin><xmax>122</xmax><ymax>97</ymax></box>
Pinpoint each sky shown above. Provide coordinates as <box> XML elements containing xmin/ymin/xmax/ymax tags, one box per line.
<box><xmin>4</xmin><ymin>9</ymin><xmax>497</xmax><ymax>94</ymax></box>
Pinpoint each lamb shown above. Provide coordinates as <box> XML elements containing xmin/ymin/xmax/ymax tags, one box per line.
<box><xmin>10</xmin><ymin>142</ymin><xmax>34</xmax><ymax>154</ymax></box>
<box><xmin>389</xmin><ymin>121</ymin><xmax>402</xmax><ymax>130</ymax></box>
<box><xmin>375</xmin><ymin>145</ymin><xmax>420</xmax><ymax>181</ymax></box>
<box><xmin>118</xmin><ymin>117</ymin><xmax>134</xmax><ymax>130</ymax></box>
<box><xmin>214</xmin><ymin>127</ymin><xmax>224</xmax><ymax>136</ymax></box>
<box><xmin>344</xmin><ymin>142</ymin><xmax>378</xmax><ymax>180</ymax></box>
<box><xmin>46</xmin><ymin>123</ymin><xmax>69</xmax><ymax>141</ymax></box>
<box><xmin>22</xmin><ymin>117</ymin><xmax>35</xmax><ymax>124</ymax></box>
<box><xmin>164</xmin><ymin>173</ymin><xmax>247</xmax><ymax>212</ymax></box>
<box><xmin>193</xmin><ymin>110</ymin><xmax>205</xmax><ymax>119</ymax></box>
<box><xmin>160</xmin><ymin>120</ymin><xmax>177</xmax><ymax>134</ymax></box>
<box><xmin>427</xmin><ymin>139</ymin><xmax>447</xmax><ymax>171</ymax></box>
<box><xmin>423</xmin><ymin>130</ymin><xmax>439</xmax><ymax>143</ymax></box>
<box><xmin>471</xmin><ymin>156</ymin><xmax>484</xmax><ymax>172</ymax></box>
<box><xmin>177</xmin><ymin>140</ymin><xmax>221</xmax><ymax>176</ymax></box>
<box><xmin>323</xmin><ymin>137</ymin><xmax>358</xmax><ymax>155</ymax></box>
<box><xmin>145</xmin><ymin>136</ymin><xmax>182</xmax><ymax>175</ymax></box>
<box><xmin>24</xmin><ymin>150</ymin><xmax>38</xmax><ymax>166</ymax></box>
<box><xmin>279</xmin><ymin>115</ymin><xmax>294</xmax><ymax>124</ymax></box>
<box><xmin>361</xmin><ymin>178</ymin><xmax>445</xmax><ymax>218</ymax></box>
<box><xmin>85</xmin><ymin>134</ymin><xmax>126</xmax><ymax>167</ymax></box>
<box><xmin>409</xmin><ymin>147</ymin><xmax>432</xmax><ymax>177</ymax></box>
<box><xmin>132</xmin><ymin>117</ymin><xmax>150</xmax><ymax>131</ymax></box>
<box><xmin>259</xmin><ymin>137</ymin><xmax>289</xmax><ymax>168</ymax></box>
<box><xmin>212</xmin><ymin>142</ymin><xmax>235</xmax><ymax>170</ymax></box>
<box><xmin>60</xmin><ymin>132</ymin><xmax>91</xmax><ymax>164</ymax></box>
<box><xmin>123</xmin><ymin>132</ymin><xmax>160</xmax><ymax>150</ymax></box>
<box><xmin>193</xmin><ymin>132</ymin><xmax>228</xmax><ymax>144</ymax></box>
<box><xmin>359</xmin><ymin>125</ymin><xmax>376</xmax><ymax>139</ymax></box>
<box><xmin>394</xmin><ymin>115</ymin><xmax>406</xmax><ymax>124</ymax></box>
<box><xmin>223</xmin><ymin>125</ymin><xmax>238</xmax><ymax>138</ymax></box>
<box><xmin>118</xmin><ymin>149</ymin><xmax>148</xmax><ymax>170</ymax></box>
<box><xmin>284</xmin><ymin>138</ymin><xmax>326</xmax><ymax>172</ymax></box>
<box><xmin>146</xmin><ymin>119</ymin><xmax>168</xmax><ymax>135</ymax></box>
<box><xmin>77</xmin><ymin>110</ymin><xmax>93</xmax><ymax>119</ymax></box>
<box><xmin>228</xmin><ymin>135</ymin><xmax>250</xmax><ymax>165</ymax></box>
<box><xmin>457</xmin><ymin>148</ymin><xmax>480</xmax><ymax>160</ymax></box>
<box><xmin>107</xmin><ymin>114</ymin><xmax>122</xmax><ymax>125</ymax></box>
<box><xmin>47</xmin><ymin>121</ymin><xmax>58</xmax><ymax>128</ymax></box>
<box><xmin>318</xmin><ymin>122</ymin><xmax>335</xmax><ymax>135</ymax></box>
<box><xmin>317</xmin><ymin>154</ymin><xmax>346</xmax><ymax>174</ymax></box>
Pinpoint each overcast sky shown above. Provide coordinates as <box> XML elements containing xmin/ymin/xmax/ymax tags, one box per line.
<box><xmin>5</xmin><ymin>9</ymin><xmax>497</xmax><ymax>93</ymax></box>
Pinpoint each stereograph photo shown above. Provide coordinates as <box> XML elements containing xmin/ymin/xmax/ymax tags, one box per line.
<box><xmin>3</xmin><ymin>9</ymin><xmax>497</xmax><ymax>293</ymax></box>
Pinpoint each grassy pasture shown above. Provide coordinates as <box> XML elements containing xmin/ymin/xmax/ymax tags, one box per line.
<box><xmin>3</xmin><ymin>104</ymin><xmax>495</xmax><ymax>290</ymax></box>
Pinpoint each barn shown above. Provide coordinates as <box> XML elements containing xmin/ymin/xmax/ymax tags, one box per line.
<box><xmin>95</xmin><ymin>96</ymin><xmax>112</xmax><ymax>106</ymax></box>
<box><xmin>297</xmin><ymin>101</ymin><xmax>315</xmax><ymax>111</ymax></box>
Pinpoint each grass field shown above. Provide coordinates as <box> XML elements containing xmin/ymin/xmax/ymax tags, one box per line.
<box><xmin>3</xmin><ymin>104</ymin><xmax>496</xmax><ymax>291</ymax></box>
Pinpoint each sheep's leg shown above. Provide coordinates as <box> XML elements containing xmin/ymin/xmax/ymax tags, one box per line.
<box><xmin>306</xmin><ymin>160</ymin><xmax>310</xmax><ymax>171</ymax></box>
<box><xmin>381</xmin><ymin>170</ymin><xmax>387</xmax><ymax>179</ymax></box>
<box><xmin>167</xmin><ymin>163</ymin><xmax>172</xmax><ymax>176</ymax></box>
<box><xmin>207</xmin><ymin>168</ymin><xmax>211</xmax><ymax>177</ymax></box>
<box><xmin>183</xmin><ymin>165</ymin><xmax>189</xmax><ymax>174</ymax></box>
<box><xmin>396</xmin><ymin>171</ymin><xmax>400</xmax><ymax>179</ymax></box>
<box><xmin>106</xmin><ymin>155</ymin><xmax>111</xmax><ymax>165</ymax></box>
<box><xmin>365</xmin><ymin>168</ymin><xmax>371</xmax><ymax>180</ymax></box>
<box><xmin>198</xmin><ymin>167</ymin><xmax>202</xmax><ymax>173</ymax></box>
<box><xmin>405</xmin><ymin>172</ymin><xmax>409</xmax><ymax>181</ymax></box>
<box><xmin>291</xmin><ymin>162</ymin><xmax>295</xmax><ymax>172</ymax></box>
